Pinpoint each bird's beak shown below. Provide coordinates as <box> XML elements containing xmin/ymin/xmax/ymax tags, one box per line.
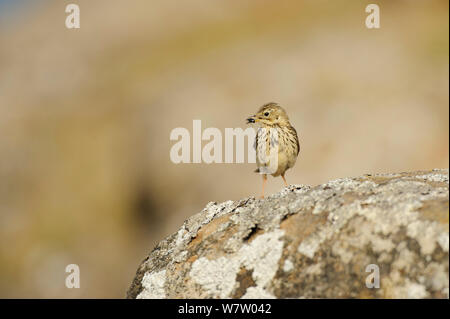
<box><xmin>246</xmin><ymin>116</ymin><xmax>256</xmax><ymax>124</ymax></box>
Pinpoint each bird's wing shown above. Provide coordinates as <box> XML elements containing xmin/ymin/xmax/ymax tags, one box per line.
<box><xmin>292</xmin><ymin>126</ymin><xmax>300</xmax><ymax>155</ymax></box>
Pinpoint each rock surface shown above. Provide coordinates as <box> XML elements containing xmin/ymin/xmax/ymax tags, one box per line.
<box><xmin>127</xmin><ymin>169</ymin><xmax>449</xmax><ymax>299</ymax></box>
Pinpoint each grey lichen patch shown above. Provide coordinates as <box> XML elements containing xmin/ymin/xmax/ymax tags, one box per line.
<box><xmin>128</xmin><ymin>169</ymin><xmax>449</xmax><ymax>299</ymax></box>
<box><xmin>437</xmin><ymin>233</ymin><xmax>449</xmax><ymax>253</ymax></box>
<box><xmin>190</xmin><ymin>256</ymin><xmax>240</xmax><ymax>298</ymax></box>
<box><xmin>390</xmin><ymin>280</ymin><xmax>429</xmax><ymax>299</ymax></box>
<box><xmin>415</xmin><ymin>170</ymin><xmax>449</xmax><ymax>184</ymax></box>
<box><xmin>298</xmin><ymin>231</ymin><xmax>325</xmax><ymax>259</ymax></box>
<box><xmin>189</xmin><ymin>229</ymin><xmax>285</xmax><ymax>298</ymax></box>
<box><xmin>240</xmin><ymin>230</ymin><xmax>285</xmax><ymax>287</ymax></box>
<box><xmin>282</xmin><ymin>259</ymin><xmax>294</xmax><ymax>272</ymax></box>
<box><xmin>136</xmin><ymin>270</ymin><xmax>166</xmax><ymax>299</ymax></box>
<box><xmin>407</xmin><ymin>220</ymin><xmax>441</xmax><ymax>255</ymax></box>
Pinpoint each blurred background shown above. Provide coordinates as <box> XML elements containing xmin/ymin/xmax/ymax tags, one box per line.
<box><xmin>0</xmin><ymin>0</ymin><xmax>448</xmax><ymax>298</ymax></box>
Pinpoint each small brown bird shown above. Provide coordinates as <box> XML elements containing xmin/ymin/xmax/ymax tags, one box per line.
<box><xmin>246</xmin><ymin>102</ymin><xmax>300</xmax><ymax>198</ymax></box>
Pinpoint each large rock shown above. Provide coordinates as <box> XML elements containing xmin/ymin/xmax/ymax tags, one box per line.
<box><xmin>127</xmin><ymin>169</ymin><xmax>449</xmax><ymax>299</ymax></box>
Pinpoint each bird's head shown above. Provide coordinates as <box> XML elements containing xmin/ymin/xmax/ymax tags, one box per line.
<box><xmin>246</xmin><ymin>102</ymin><xmax>290</xmax><ymax>127</ymax></box>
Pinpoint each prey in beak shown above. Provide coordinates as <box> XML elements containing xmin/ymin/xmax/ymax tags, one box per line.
<box><xmin>246</xmin><ymin>116</ymin><xmax>256</xmax><ymax>124</ymax></box>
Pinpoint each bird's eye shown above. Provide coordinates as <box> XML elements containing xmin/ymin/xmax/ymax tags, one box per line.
<box><xmin>264</xmin><ymin>112</ymin><xmax>270</xmax><ymax>116</ymax></box>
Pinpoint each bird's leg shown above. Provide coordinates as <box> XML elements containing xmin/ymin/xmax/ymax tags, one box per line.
<box><xmin>260</xmin><ymin>174</ymin><xmax>267</xmax><ymax>198</ymax></box>
<box><xmin>281</xmin><ymin>174</ymin><xmax>288</xmax><ymax>187</ymax></box>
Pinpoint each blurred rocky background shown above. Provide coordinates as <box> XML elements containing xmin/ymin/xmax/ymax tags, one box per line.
<box><xmin>0</xmin><ymin>0</ymin><xmax>448</xmax><ymax>298</ymax></box>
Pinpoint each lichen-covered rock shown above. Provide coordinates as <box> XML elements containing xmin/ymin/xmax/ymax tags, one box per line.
<box><xmin>127</xmin><ymin>169</ymin><xmax>449</xmax><ymax>299</ymax></box>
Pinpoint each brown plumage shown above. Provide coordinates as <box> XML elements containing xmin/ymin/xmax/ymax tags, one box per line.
<box><xmin>246</xmin><ymin>102</ymin><xmax>300</xmax><ymax>198</ymax></box>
